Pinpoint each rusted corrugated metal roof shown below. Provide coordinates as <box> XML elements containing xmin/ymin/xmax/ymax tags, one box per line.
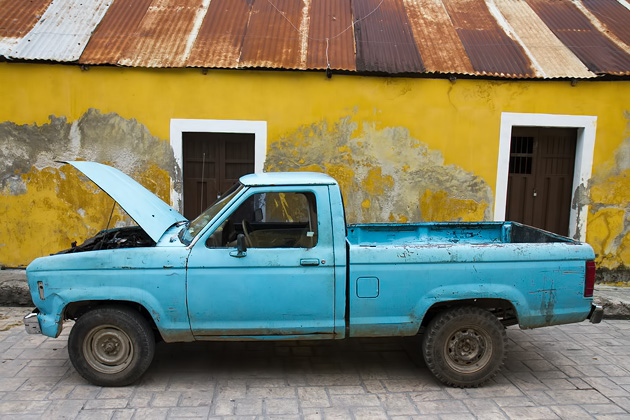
<box><xmin>490</xmin><ymin>0</ymin><xmax>593</xmax><ymax>78</ymax></box>
<box><xmin>0</xmin><ymin>0</ymin><xmax>52</xmax><ymax>56</ymax></box>
<box><xmin>1</xmin><ymin>0</ymin><xmax>629</xmax><ymax>78</ymax></box>
<box><xmin>580</xmin><ymin>0</ymin><xmax>630</xmax><ymax>47</ymax></box>
<box><xmin>239</xmin><ymin>0</ymin><xmax>307</xmax><ymax>69</ymax></box>
<box><xmin>187</xmin><ymin>0</ymin><xmax>252</xmax><ymax>68</ymax></box>
<box><xmin>353</xmin><ymin>0</ymin><xmax>423</xmax><ymax>73</ymax></box>
<box><xmin>9</xmin><ymin>0</ymin><xmax>112</xmax><ymax>61</ymax></box>
<box><xmin>527</xmin><ymin>0</ymin><xmax>630</xmax><ymax>75</ymax></box>
<box><xmin>403</xmin><ymin>0</ymin><xmax>474</xmax><ymax>75</ymax></box>
<box><xmin>80</xmin><ymin>0</ymin><xmax>154</xmax><ymax>64</ymax></box>
<box><xmin>442</xmin><ymin>0</ymin><xmax>534</xmax><ymax>77</ymax></box>
<box><xmin>306</xmin><ymin>0</ymin><xmax>356</xmax><ymax>71</ymax></box>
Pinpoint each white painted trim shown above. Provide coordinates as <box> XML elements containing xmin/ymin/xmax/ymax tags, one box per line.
<box><xmin>169</xmin><ymin>118</ymin><xmax>267</xmax><ymax>213</ymax></box>
<box><xmin>494</xmin><ymin>112</ymin><xmax>596</xmax><ymax>241</ymax></box>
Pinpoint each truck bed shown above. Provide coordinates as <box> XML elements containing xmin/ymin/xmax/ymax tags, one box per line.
<box><xmin>346</xmin><ymin>221</ymin><xmax>575</xmax><ymax>246</ymax></box>
<box><xmin>345</xmin><ymin>221</ymin><xmax>595</xmax><ymax>335</ymax></box>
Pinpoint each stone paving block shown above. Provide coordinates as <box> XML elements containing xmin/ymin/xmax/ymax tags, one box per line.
<box><xmin>414</xmin><ymin>399</ymin><xmax>469</xmax><ymax>415</ymax></box>
<box><xmin>439</xmin><ymin>414</ymin><xmax>479</xmax><ymax>420</ymax></box>
<box><xmin>539</xmin><ymin>378</ymin><xmax>577</xmax><ymax>390</ymax></box>
<box><xmin>179</xmin><ymin>390</ymin><xmax>214</xmax><ymax>407</ymax></box>
<box><xmin>41</xmin><ymin>399</ymin><xmax>85</xmax><ymax>419</ymax></box>
<box><xmin>167</xmin><ymin>405</ymin><xmax>211</xmax><ymax>417</ymax></box>
<box><xmin>501</xmin><ymin>406</ymin><xmax>560</xmax><ymax>419</ymax></box>
<box><xmin>301</xmin><ymin>407</ymin><xmax>324</xmax><ymax>419</ymax></box>
<box><xmin>381</xmin><ymin>380</ymin><xmax>441</xmax><ymax>393</ymax></box>
<box><xmin>111</xmin><ymin>409</ymin><xmax>136</xmax><ymax>420</ymax></box>
<box><xmin>408</xmin><ymin>390</ymin><xmax>452</xmax><ymax>402</ymax></box>
<box><xmin>319</xmin><ymin>406</ymin><xmax>352</xmax><ymax>419</ymax></box>
<box><xmin>96</xmin><ymin>386</ymin><xmax>135</xmax><ymax>399</ymax></box>
<box><xmin>545</xmin><ymin>389</ymin><xmax>610</xmax><ymax>405</ymax></box>
<box><xmin>75</xmin><ymin>408</ymin><xmax>115</xmax><ymax>420</ymax></box>
<box><xmin>493</xmin><ymin>396</ymin><xmax>536</xmax><ymax>407</ymax></box>
<box><xmin>351</xmin><ymin>406</ymin><xmax>389</xmax><ymax>420</ymax></box>
<box><xmin>549</xmin><ymin>404</ymin><xmax>593</xmax><ymax>419</ymax></box>
<box><xmin>265</xmin><ymin>398</ymin><xmax>300</xmax><ymax>415</ymax></box>
<box><xmin>507</xmin><ymin>371</ymin><xmax>549</xmax><ymax>390</ymax></box>
<box><xmin>130</xmin><ymin>407</ymin><xmax>169</xmax><ymax>420</ymax></box>
<box><xmin>68</xmin><ymin>384</ymin><xmax>101</xmax><ymax>400</ymax></box>
<box><xmin>84</xmin><ymin>397</ymin><xmax>128</xmax><ymax>409</ymax></box>
<box><xmin>583</xmin><ymin>403</ymin><xmax>629</xmax><ymax>415</ymax></box>
<box><xmin>329</xmin><ymin>393</ymin><xmax>380</xmax><ymax>407</ymax></box>
<box><xmin>234</xmin><ymin>397</ymin><xmax>263</xmax><ymax>415</ymax></box>
<box><xmin>463</xmin><ymin>399</ymin><xmax>508</xmax><ymax>419</ymax></box>
<box><xmin>584</xmin><ymin>376</ymin><xmax>630</xmax><ymax>398</ymax></box>
<box><xmin>0</xmin><ymin>377</ymin><xmax>26</xmax><ymax>392</ymax></box>
<box><xmin>128</xmin><ymin>390</ymin><xmax>154</xmax><ymax>408</ymax></box>
<box><xmin>378</xmin><ymin>393</ymin><xmax>418</xmax><ymax>416</ymax></box>
<box><xmin>0</xmin><ymin>400</ymin><xmax>51</xmax><ymax>415</ymax></box>
<box><xmin>151</xmin><ymin>391</ymin><xmax>182</xmax><ymax>407</ymax></box>
<box><xmin>297</xmin><ymin>387</ymin><xmax>331</xmax><ymax>408</ymax></box>
<box><xmin>248</xmin><ymin>385</ymin><xmax>297</xmax><ymax>398</ymax></box>
<box><xmin>464</xmin><ymin>384</ymin><xmax>523</xmax><ymax>398</ymax></box>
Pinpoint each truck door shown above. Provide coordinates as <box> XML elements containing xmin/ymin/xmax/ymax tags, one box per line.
<box><xmin>186</xmin><ymin>186</ymin><xmax>336</xmax><ymax>338</ymax></box>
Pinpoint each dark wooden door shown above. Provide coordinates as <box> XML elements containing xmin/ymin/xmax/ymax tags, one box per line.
<box><xmin>506</xmin><ymin>127</ymin><xmax>577</xmax><ymax>236</ymax></box>
<box><xmin>183</xmin><ymin>132</ymin><xmax>254</xmax><ymax>220</ymax></box>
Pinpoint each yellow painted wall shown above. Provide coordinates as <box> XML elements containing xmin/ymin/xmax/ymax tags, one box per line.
<box><xmin>0</xmin><ymin>62</ymin><xmax>629</xmax><ymax>272</ymax></box>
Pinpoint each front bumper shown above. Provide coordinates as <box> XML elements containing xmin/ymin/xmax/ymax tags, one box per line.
<box><xmin>588</xmin><ymin>304</ymin><xmax>604</xmax><ymax>324</ymax></box>
<box><xmin>23</xmin><ymin>309</ymin><xmax>42</xmax><ymax>334</ymax></box>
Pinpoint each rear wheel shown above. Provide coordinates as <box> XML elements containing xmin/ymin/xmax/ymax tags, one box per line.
<box><xmin>422</xmin><ymin>306</ymin><xmax>506</xmax><ymax>387</ymax></box>
<box><xmin>68</xmin><ymin>306</ymin><xmax>155</xmax><ymax>387</ymax></box>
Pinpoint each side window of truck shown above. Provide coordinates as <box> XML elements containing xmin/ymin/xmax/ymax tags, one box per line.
<box><xmin>206</xmin><ymin>192</ymin><xmax>318</xmax><ymax>248</ymax></box>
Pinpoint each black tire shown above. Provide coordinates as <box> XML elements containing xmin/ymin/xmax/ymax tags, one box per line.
<box><xmin>422</xmin><ymin>306</ymin><xmax>507</xmax><ymax>387</ymax></box>
<box><xmin>68</xmin><ymin>306</ymin><xmax>155</xmax><ymax>387</ymax></box>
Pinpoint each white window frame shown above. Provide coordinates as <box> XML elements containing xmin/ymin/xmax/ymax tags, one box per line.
<box><xmin>494</xmin><ymin>112</ymin><xmax>596</xmax><ymax>241</ymax></box>
<box><xmin>169</xmin><ymin>118</ymin><xmax>267</xmax><ymax>213</ymax></box>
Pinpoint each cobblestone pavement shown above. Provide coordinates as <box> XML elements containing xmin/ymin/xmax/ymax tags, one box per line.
<box><xmin>1</xmin><ymin>308</ymin><xmax>630</xmax><ymax>420</ymax></box>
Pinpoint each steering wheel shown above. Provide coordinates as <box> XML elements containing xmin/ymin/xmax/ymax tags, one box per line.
<box><xmin>241</xmin><ymin>220</ymin><xmax>253</xmax><ymax>248</ymax></box>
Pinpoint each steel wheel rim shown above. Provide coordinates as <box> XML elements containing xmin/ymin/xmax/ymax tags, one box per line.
<box><xmin>83</xmin><ymin>324</ymin><xmax>134</xmax><ymax>374</ymax></box>
<box><xmin>443</xmin><ymin>326</ymin><xmax>492</xmax><ymax>374</ymax></box>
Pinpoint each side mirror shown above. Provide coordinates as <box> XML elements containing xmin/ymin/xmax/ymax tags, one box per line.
<box><xmin>230</xmin><ymin>234</ymin><xmax>248</xmax><ymax>258</ymax></box>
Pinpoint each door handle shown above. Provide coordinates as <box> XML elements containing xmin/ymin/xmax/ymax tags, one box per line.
<box><xmin>300</xmin><ymin>258</ymin><xmax>320</xmax><ymax>266</ymax></box>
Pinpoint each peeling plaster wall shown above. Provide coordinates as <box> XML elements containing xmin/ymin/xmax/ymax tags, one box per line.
<box><xmin>1</xmin><ymin>63</ymin><xmax>629</xmax><ymax>274</ymax></box>
<box><xmin>0</xmin><ymin>109</ymin><xmax>179</xmax><ymax>266</ymax></box>
<box><xmin>586</xmin><ymin>111</ymin><xmax>630</xmax><ymax>280</ymax></box>
<box><xmin>266</xmin><ymin>117</ymin><xmax>492</xmax><ymax>224</ymax></box>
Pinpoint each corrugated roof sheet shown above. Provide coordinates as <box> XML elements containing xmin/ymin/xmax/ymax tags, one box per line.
<box><xmin>9</xmin><ymin>0</ymin><xmax>112</xmax><ymax>61</ymax></box>
<box><xmin>579</xmin><ymin>0</ymin><xmax>630</xmax><ymax>48</ymax></box>
<box><xmin>353</xmin><ymin>0</ymin><xmax>424</xmax><ymax>73</ymax></box>
<box><xmin>1</xmin><ymin>0</ymin><xmax>629</xmax><ymax>78</ymax></box>
<box><xmin>527</xmin><ymin>0</ymin><xmax>630</xmax><ymax>75</ymax></box>
<box><xmin>490</xmin><ymin>0</ymin><xmax>594</xmax><ymax>78</ymax></box>
<box><xmin>0</xmin><ymin>0</ymin><xmax>53</xmax><ymax>56</ymax></box>
<box><xmin>306</xmin><ymin>0</ymin><xmax>356</xmax><ymax>70</ymax></box>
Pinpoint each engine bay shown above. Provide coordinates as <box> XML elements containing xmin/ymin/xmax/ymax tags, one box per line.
<box><xmin>56</xmin><ymin>226</ymin><xmax>155</xmax><ymax>254</ymax></box>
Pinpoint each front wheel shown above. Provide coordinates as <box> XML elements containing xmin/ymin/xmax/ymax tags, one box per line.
<box><xmin>422</xmin><ymin>306</ymin><xmax>507</xmax><ymax>387</ymax></box>
<box><xmin>68</xmin><ymin>306</ymin><xmax>155</xmax><ymax>387</ymax></box>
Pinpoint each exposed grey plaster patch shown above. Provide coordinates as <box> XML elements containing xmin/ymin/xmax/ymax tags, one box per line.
<box><xmin>266</xmin><ymin>117</ymin><xmax>493</xmax><ymax>224</ymax></box>
<box><xmin>0</xmin><ymin>109</ymin><xmax>181</xmax><ymax>194</ymax></box>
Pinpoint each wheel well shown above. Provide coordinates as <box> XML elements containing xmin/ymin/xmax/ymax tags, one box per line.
<box><xmin>63</xmin><ymin>300</ymin><xmax>162</xmax><ymax>340</ymax></box>
<box><xmin>421</xmin><ymin>299</ymin><xmax>518</xmax><ymax>330</ymax></box>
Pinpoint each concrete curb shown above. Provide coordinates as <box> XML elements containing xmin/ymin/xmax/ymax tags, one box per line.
<box><xmin>1</xmin><ymin>269</ymin><xmax>629</xmax><ymax>318</ymax></box>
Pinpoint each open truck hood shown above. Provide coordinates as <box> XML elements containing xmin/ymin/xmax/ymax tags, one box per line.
<box><xmin>65</xmin><ymin>161</ymin><xmax>187</xmax><ymax>242</ymax></box>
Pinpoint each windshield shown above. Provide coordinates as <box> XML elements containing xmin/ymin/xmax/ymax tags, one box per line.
<box><xmin>179</xmin><ymin>183</ymin><xmax>244</xmax><ymax>245</ymax></box>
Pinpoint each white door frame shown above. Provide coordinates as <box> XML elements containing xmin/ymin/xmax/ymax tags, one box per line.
<box><xmin>169</xmin><ymin>118</ymin><xmax>267</xmax><ymax>213</ymax></box>
<box><xmin>494</xmin><ymin>112</ymin><xmax>596</xmax><ymax>241</ymax></box>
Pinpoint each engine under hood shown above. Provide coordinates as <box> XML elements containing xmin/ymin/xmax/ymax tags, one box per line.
<box><xmin>64</xmin><ymin>161</ymin><xmax>187</xmax><ymax>242</ymax></box>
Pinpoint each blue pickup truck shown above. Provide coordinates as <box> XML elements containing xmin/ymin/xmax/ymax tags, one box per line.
<box><xmin>24</xmin><ymin>161</ymin><xmax>602</xmax><ymax>387</ymax></box>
